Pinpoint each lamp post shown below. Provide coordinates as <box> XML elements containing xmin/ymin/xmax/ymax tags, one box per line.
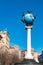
<box><xmin>21</xmin><ymin>12</ymin><xmax>36</xmax><ymax>59</ymax></box>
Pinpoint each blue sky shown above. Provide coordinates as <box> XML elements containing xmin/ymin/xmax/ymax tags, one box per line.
<box><xmin>0</xmin><ymin>0</ymin><xmax>43</xmax><ymax>53</ymax></box>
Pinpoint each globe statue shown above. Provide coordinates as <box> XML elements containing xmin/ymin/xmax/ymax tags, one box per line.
<box><xmin>21</xmin><ymin>12</ymin><xmax>36</xmax><ymax>60</ymax></box>
<box><xmin>22</xmin><ymin>12</ymin><xmax>36</xmax><ymax>26</ymax></box>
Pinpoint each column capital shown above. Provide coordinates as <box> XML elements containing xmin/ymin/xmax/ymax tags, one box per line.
<box><xmin>25</xmin><ymin>26</ymin><xmax>33</xmax><ymax>29</ymax></box>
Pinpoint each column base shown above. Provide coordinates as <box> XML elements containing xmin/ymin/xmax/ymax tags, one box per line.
<box><xmin>25</xmin><ymin>53</ymin><xmax>33</xmax><ymax>59</ymax></box>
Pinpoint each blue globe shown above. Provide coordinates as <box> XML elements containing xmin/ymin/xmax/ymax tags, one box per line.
<box><xmin>24</xmin><ymin>13</ymin><xmax>34</xmax><ymax>22</ymax></box>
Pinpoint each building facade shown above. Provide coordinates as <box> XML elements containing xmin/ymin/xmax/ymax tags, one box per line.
<box><xmin>0</xmin><ymin>31</ymin><xmax>10</xmax><ymax>48</ymax></box>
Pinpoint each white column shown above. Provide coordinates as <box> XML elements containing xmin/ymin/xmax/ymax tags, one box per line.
<box><xmin>25</xmin><ymin>26</ymin><xmax>33</xmax><ymax>59</ymax></box>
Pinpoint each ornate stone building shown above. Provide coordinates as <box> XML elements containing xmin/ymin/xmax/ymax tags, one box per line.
<box><xmin>0</xmin><ymin>31</ymin><xmax>39</xmax><ymax>65</ymax></box>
